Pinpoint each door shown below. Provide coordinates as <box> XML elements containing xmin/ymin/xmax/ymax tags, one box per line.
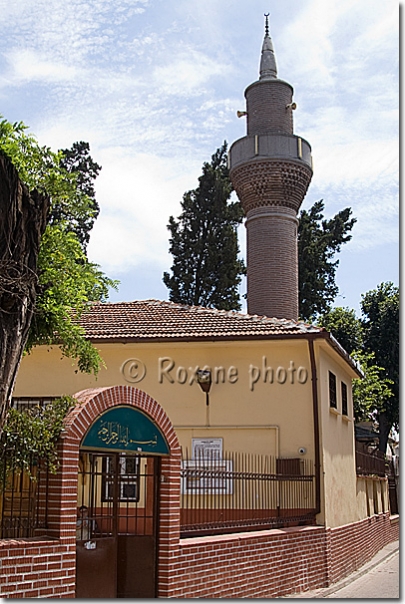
<box><xmin>76</xmin><ymin>452</ymin><xmax>160</xmax><ymax>598</ymax></box>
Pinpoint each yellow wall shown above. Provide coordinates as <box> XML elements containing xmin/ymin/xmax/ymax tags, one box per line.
<box><xmin>356</xmin><ymin>477</ymin><xmax>389</xmax><ymax>519</ymax></box>
<box><xmin>14</xmin><ymin>336</ymin><xmax>360</xmax><ymax>528</ymax></box>
<box><xmin>315</xmin><ymin>340</ymin><xmax>358</xmax><ymax>527</ymax></box>
<box><xmin>15</xmin><ymin>339</ymin><xmax>315</xmax><ymax>459</ymax></box>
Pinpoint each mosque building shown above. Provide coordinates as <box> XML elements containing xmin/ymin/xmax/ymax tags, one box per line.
<box><xmin>1</xmin><ymin>16</ymin><xmax>397</xmax><ymax>599</ymax></box>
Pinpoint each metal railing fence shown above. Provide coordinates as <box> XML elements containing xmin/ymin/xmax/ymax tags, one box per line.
<box><xmin>0</xmin><ymin>447</ymin><xmax>49</xmax><ymax>539</ymax></box>
<box><xmin>180</xmin><ymin>449</ymin><xmax>316</xmax><ymax>537</ymax></box>
<box><xmin>355</xmin><ymin>442</ymin><xmax>386</xmax><ymax>477</ymax></box>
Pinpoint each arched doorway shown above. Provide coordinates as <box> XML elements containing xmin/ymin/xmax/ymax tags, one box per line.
<box><xmin>64</xmin><ymin>387</ymin><xmax>180</xmax><ymax>599</ymax></box>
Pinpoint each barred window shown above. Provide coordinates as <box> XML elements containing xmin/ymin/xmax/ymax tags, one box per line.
<box><xmin>102</xmin><ymin>455</ymin><xmax>141</xmax><ymax>502</ymax></box>
<box><xmin>11</xmin><ymin>397</ymin><xmax>57</xmax><ymax>411</ymax></box>
<box><xmin>329</xmin><ymin>371</ymin><xmax>337</xmax><ymax>409</ymax></box>
<box><xmin>341</xmin><ymin>382</ymin><xmax>348</xmax><ymax>416</ymax></box>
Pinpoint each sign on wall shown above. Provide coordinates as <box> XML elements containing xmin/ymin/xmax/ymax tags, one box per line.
<box><xmin>192</xmin><ymin>437</ymin><xmax>223</xmax><ymax>460</ymax></box>
<box><xmin>182</xmin><ymin>438</ymin><xmax>232</xmax><ymax>495</ymax></box>
<box><xmin>81</xmin><ymin>405</ymin><xmax>169</xmax><ymax>455</ymax></box>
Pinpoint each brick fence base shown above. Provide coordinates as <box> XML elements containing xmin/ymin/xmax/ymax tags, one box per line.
<box><xmin>0</xmin><ymin>512</ymin><xmax>398</xmax><ymax>598</ymax></box>
<box><xmin>0</xmin><ymin>538</ymin><xmax>75</xmax><ymax>598</ymax></box>
<box><xmin>327</xmin><ymin>512</ymin><xmax>399</xmax><ymax>586</ymax></box>
<box><xmin>159</xmin><ymin>512</ymin><xmax>399</xmax><ymax>598</ymax></box>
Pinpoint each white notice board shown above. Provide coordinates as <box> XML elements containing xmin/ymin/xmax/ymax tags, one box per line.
<box><xmin>192</xmin><ymin>437</ymin><xmax>223</xmax><ymax>460</ymax></box>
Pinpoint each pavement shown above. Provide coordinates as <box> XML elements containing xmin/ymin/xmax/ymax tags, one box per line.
<box><xmin>283</xmin><ymin>540</ymin><xmax>399</xmax><ymax>599</ymax></box>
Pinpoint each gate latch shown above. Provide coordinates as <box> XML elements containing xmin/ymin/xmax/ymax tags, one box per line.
<box><xmin>84</xmin><ymin>541</ymin><xmax>97</xmax><ymax>550</ymax></box>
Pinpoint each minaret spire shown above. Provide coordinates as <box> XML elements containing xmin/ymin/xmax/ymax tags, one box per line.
<box><xmin>260</xmin><ymin>13</ymin><xmax>277</xmax><ymax>80</ymax></box>
<box><xmin>229</xmin><ymin>16</ymin><xmax>313</xmax><ymax>320</ymax></box>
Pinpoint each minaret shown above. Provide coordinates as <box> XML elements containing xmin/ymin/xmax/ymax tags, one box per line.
<box><xmin>229</xmin><ymin>15</ymin><xmax>313</xmax><ymax>320</ymax></box>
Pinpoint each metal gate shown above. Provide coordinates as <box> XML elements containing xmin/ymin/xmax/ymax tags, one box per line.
<box><xmin>76</xmin><ymin>452</ymin><xmax>160</xmax><ymax>598</ymax></box>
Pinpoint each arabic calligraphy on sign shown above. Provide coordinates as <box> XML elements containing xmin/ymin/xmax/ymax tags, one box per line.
<box><xmin>97</xmin><ymin>420</ymin><xmax>158</xmax><ymax>448</ymax></box>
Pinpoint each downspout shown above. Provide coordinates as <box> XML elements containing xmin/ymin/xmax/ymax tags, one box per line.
<box><xmin>308</xmin><ymin>338</ymin><xmax>321</xmax><ymax>515</ymax></box>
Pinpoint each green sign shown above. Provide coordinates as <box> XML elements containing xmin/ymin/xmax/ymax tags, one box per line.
<box><xmin>81</xmin><ymin>406</ymin><xmax>169</xmax><ymax>455</ymax></box>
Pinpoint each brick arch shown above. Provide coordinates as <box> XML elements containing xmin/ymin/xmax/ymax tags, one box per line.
<box><xmin>47</xmin><ymin>385</ymin><xmax>182</xmax><ymax>597</ymax></box>
<box><xmin>64</xmin><ymin>385</ymin><xmax>181</xmax><ymax>456</ymax></box>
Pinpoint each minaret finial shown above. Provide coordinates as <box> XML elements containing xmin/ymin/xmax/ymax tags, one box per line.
<box><xmin>264</xmin><ymin>13</ymin><xmax>270</xmax><ymax>37</ymax></box>
<box><xmin>259</xmin><ymin>13</ymin><xmax>277</xmax><ymax>79</ymax></box>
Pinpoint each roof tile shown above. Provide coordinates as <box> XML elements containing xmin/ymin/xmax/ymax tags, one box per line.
<box><xmin>79</xmin><ymin>299</ymin><xmax>323</xmax><ymax>341</ymax></box>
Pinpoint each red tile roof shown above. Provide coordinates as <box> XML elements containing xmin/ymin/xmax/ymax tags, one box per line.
<box><xmin>79</xmin><ymin>299</ymin><xmax>324</xmax><ymax>342</ymax></box>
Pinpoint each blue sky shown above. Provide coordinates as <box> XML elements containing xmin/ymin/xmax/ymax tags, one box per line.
<box><xmin>0</xmin><ymin>0</ymin><xmax>399</xmax><ymax>317</ymax></box>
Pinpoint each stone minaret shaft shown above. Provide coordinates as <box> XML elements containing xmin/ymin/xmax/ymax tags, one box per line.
<box><xmin>229</xmin><ymin>17</ymin><xmax>313</xmax><ymax>320</ymax></box>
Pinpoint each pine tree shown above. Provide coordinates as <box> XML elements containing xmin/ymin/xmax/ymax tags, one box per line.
<box><xmin>51</xmin><ymin>141</ymin><xmax>102</xmax><ymax>251</ymax></box>
<box><xmin>298</xmin><ymin>200</ymin><xmax>356</xmax><ymax>321</ymax></box>
<box><xmin>163</xmin><ymin>143</ymin><xmax>245</xmax><ymax>311</ymax></box>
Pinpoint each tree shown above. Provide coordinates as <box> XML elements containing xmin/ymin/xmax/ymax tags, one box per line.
<box><xmin>298</xmin><ymin>200</ymin><xmax>356</xmax><ymax>321</ymax></box>
<box><xmin>163</xmin><ymin>143</ymin><xmax>246</xmax><ymax>310</ymax></box>
<box><xmin>0</xmin><ymin>149</ymin><xmax>49</xmax><ymax>431</ymax></box>
<box><xmin>1</xmin><ymin>396</ymin><xmax>76</xmax><ymax>477</ymax></box>
<box><xmin>0</xmin><ymin>117</ymin><xmax>117</xmax><ymax>430</ymax></box>
<box><xmin>318</xmin><ymin>283</ymin><xmax>399</xmax><ymax>453</ymax></box>
<box><xmin>51</xmin><ymin>141</ymin><xmax>101</xmax><ymax>251</ymax></box>
<box><xmin>361</xmin><ymin>283</ymin><xmax>399</xmax><ymax>453</ymax></box>
<box><xmin>317</xmin><ymin>307</ymin><xmax>392</xmax><ymax>423</ymax></box>
<box><xmin>351</xmin><ymin>351</ymin><xmax>393</xmax><ymax>427</ymax></box>
<box><xmin>318</xmin><ymin>306</ymin><xmax>363</xmax><ymax>354</ymax></box>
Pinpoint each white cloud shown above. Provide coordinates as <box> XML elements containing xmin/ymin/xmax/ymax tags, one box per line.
<box><xmin>153</xmin><ymin>50</ymin><xmax>227</xmax><ymax>96</ymax></box>
<box><xmin>5</xmin><ymin>49</ymin><xmax>79</xmax><ymax>84</ymax></box>
<box><xmin>311</xmin><ymin>138</ymin><xmax>398</xmax><ymax>187</ymax></box>
<box><xmin>87</xmin><ymin>148</ymin><xmax>201</xmax><ymax>272</ymax></box>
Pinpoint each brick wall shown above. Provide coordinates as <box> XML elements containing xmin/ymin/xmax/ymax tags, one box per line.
<box><xmin>1</xmin><ymin>386</ymin><xmax>182</xmax><ymax>600</ymax></box>
<box><xmin>0</xmin><ymin>385</ymin><xmax>398</xmax><ymax>598</ymax></box>
<box><xmin>328</xmin><ymin>512</ymin><xmax>399</xmax><ymax>585</ymax></box>
<box><xmin>157</xmin><ymin>512</ymin><xmax>399</xmax><ymax>599</ymax></box>
<box><xmin>0</xmin><ymin>539</ymin><xmax>76</xmax><ymax>598</ymax></box>
<box><xmin>165</xmin><ymin>526</ymin><xmax>328</xmax><ymax>599</ymax></box>
<box><xmin>1</xmin><ymin>512</ymin><xmax>398</xmax><ymax>599</ymax></box>
<box><xmin>246</xmin><ymin>79</ymin><xmax>294</xmax><ymax>135</ymax></box>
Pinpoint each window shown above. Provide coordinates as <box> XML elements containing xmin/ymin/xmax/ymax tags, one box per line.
<box><xmin>102</xmin><ymin>455</ymin><xmax>140</xmax><ymax>502</ymax></box>
<box><xmin>341</xmin><ymin>382</ymin><xmax>348</xmax><ymax>416</ymax></box>
<box><xmin>329</xmin><ymin>371</ymin><xmax>337</xmax><ymax>409</ymax></box>
<box><xmin>11</xmin><ymin>397</ymin><xmax>57</xmax><ymax>411</ymax></box>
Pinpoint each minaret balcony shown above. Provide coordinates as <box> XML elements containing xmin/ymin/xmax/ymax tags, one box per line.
<box><xmin>229</xmin><ymin>133</ymin><xmax>312</xmax><ymax>172</ymax></box>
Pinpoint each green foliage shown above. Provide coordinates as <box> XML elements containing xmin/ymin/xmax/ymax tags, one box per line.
<box><xmin>318</xmin><ymin>282</ymin><xmax>399</xmax><ymax>452</ymax></box>
<box><xmin>55</xmin><ymin>141</ymin><xmax>102</xmax><ymax>250</ymax></box>
<box><xmin>298</xmin><ymin>200</ymin><xmax>356</xmax><ymax>321</ymax></box>
<box><xmin>163</xmin><ymin>143</ymin><xmax>246</xmax><ymax>310</ymax></box>
<box><xmin>361</xmin><ymin>282</ymin><xmax>399</xmax><ymax>449</ymax></box>
<box><xmin>0</xmin><ymin>116</ymin><xmax>118</xmax><ymax>375</ymax></box>
<box><xmin>1</xmin><ymin>397</ymin><xmax>77</xmax><ymax>477</ymax></box>
<box><xmin>318</xmin><ymin>306</ymin><xmax>363</xmax><ymax>353</ymax></box>
<box><xmin>318</xmin><ymin>308</ymin><xmax>394</xmax><ymax>426</ymax></box>
<box><xmin>351</xmin><ymin>351</ymin><xmax>393</xmax><ymax>423</ymax></box>
<box><xmin>0</xmin><ymin>118</ymin><xmax>95</xmax><ymax>236</ymax></box>
<box><xmin>26</xmin><ymin>225</ymin><xmax>115</xmax><ymax>373</ymax></box>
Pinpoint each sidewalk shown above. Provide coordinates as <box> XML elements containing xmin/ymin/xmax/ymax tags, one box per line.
<box><xmin>283</xmin><ymin>540</ymin><xmax>399</xmax><ymax>599</ymax></box>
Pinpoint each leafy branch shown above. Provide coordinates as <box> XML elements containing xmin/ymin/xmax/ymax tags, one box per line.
<box><xmin>0</xmin><ymin>397</ymin><xmax>77</xmax><ymax>482</ymax></box>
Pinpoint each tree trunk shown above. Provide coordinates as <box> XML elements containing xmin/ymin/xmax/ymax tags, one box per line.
<box><xmin>378</xmin><ymin>411</ymin><xmax>391</xmax><ymax>455</ymax></box>
<box><xmin>0</xmin><ymin>151</ymin><xmax>49</xmax><ymax>431</ymax></box>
